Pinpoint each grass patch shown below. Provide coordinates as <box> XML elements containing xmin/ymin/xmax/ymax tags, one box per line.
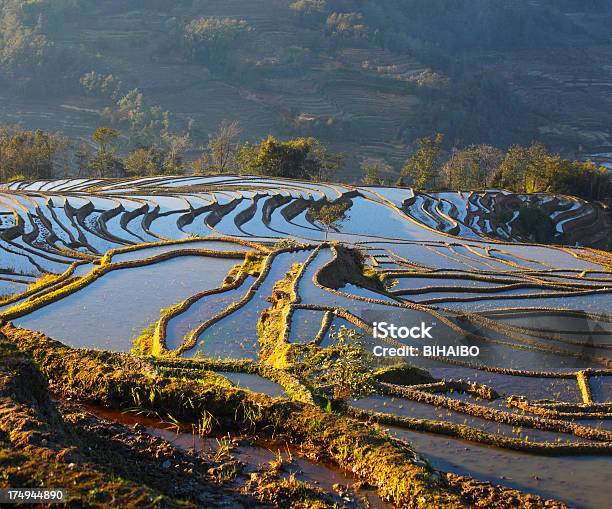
<box><xmin>224</xmin><ymin>252</ymin><xmax>266</xmax><ymax>286</ymax></box>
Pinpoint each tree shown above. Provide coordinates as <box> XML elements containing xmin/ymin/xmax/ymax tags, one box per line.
<box><xmin>199</xmin><ymin>120</ymin><xmax>242</xmax><ymax>174</ymax></box>
<box><xmin>493</xmin><ymin>142</ymin><xmax>550</xmax><ymax>193</ymax></box>
<box><xmin>237</xmin><ymin>136</ymin><xmax>343</xmax><ymax>181</ymax></box>
<box><xmin>361</xmin><ymin>160</ymin><xmax>388</xmax><ymax>185</ymax></box>
<box><xmin>544</xmin><ymin>159</ymin><xmax>610</xmax><ymax>203</ymax></box>
<box><xmin>290</xmin><ymin>0</ymin><xmax>327</xmax><ymax>16</ymax></box>
<box><xmin>90</xmin><ymin>127</ymin><xmax>123</xmax><ymax>178</ymax></box>
<box><xmin>399</xmin><ymin>133</ymin><xmax>444</xmax><ymax>189</ymax></box>
<box><xmin>441</xmin><ymin>144</ymin><xmax>503</xmax><ymax>189</ymax></box>
<box><xmin>516</xmin><ymin>205</ymin><xmax>555</xmax><ymax>243</ymax></box>
<box><xmin>183</xmin><ymin>17</ymin><xmax>252</xmax><ymax>65</ymax></box>
<box><xmin>290</xmin><ymin>0</ymin><xmax>328</xmax><ymax>24</ymax></box>
<box><xmin>74</xmin><ymin>142</ymin><xmax>93</xmax><ymax>178</ymax></box>
<box><xmin>159</xmin><ymin>124</ymin><xmax>191</xmax><ymax>175</ymax></box>
<box><xmin>115</xmin><ymin>89</ymin><xmax>151</xmax><ymax>146</ymax></box>
<box><xmin>308</xmin><ymin>200</ymin><xmax>350</xmax><ymax>240</ymax></box>
<box><xmin>80</xmin><ymin>72</ymin><xmax>123</xmax><ymax>100</ymax></box>
<box><xmin>0</xmin><ymin>127</ymin><xmax>65</xmax><ymax>182</ymax></box>
<box><xmin>0</xmin><ymin>8</ymin><xmax>52</xmax><ymax>91</ymax></box>
<box><xmin>490</xmin><ymin>142</ymin><xmax>610</xmax><ymax>202</ymax></box>
<box><xmin>326</xmin><ymin>12</ymin><xmax>369</xmax><ymax>39</ymax></box>
<box><xmin>307</xmin><ymin>140</ymin><xmax>344</xmax><ymax>182</ymax></box>
<box><xmin>92</xmin><ymin>127</ymin><xmax>118</xmax><ymax>153</ymax></box>
<box><xmin>124</xmin><ymin>147</ymin><xmax>165</xmax><ymax>176</ymax></box>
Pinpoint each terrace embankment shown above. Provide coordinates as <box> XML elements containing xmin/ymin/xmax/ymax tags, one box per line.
<box><xmin>0</xmin><ymin>323</ymin><xmax>570</xmax><ymax>508</ymax></box>
<box><xmin>316</xmin><ymin>244</ymin><xmax>386</xmax><ymax>292</ymax></box>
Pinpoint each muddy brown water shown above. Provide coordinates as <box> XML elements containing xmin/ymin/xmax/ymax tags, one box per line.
<box><xmin>83</xmin><ymin>405</ymin><xmax>391</xmax><ymax>509</ymax></box>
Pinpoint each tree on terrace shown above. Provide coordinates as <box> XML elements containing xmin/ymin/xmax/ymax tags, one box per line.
<box><xmin>399</xmin><ymin>133</ymin><xmax>444</xmax><ymax>189</ymax></box>
<box><xmin>90</xmin><ymin>127</ymin><xmax>123</xmax><ymax>178</ymax></box>
<box><xmin>196</xmin><ymin>120</ymin><xmax>242</xmax><ymax>174</ymax></box>
<box><xmin>124</xmin><ymin>146</ymin><xmax>165</xmax><ymax>177</ymax></box>
<box><xmin>308</xmin><ymin>200</ymin><xmax>350</xmax><ymax>241</ymax></box>
<box><xmin>441</xmin><ymin>144</ymin><xmax>503</xmax><ymax>189</ymax></box>
<box><xmin>0</xmin><ymin>127</ymin><xmax>65</xmax><ymax>182</ymax></box>
<box><xmin>237</xmin><ymin>136</ymin><xmax>343</xmax><ymax>181</ymax></box>
<box><xmin>361</xmin><ymin>160</ymin><xmax>388</xmax><ymax>185</ymax></box>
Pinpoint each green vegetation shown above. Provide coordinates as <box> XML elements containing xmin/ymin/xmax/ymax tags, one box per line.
<box><xmin>441</xmin><ymin>144</ymin><xmax>503</xmax><ymax>190</ymax></box>
<box><xmin>182</xmin><ymin>17</ymin><xmax>253</xmax><ymax>69</ymax></box>
<box><xmin>0</xmin><ymin>126</ymin><xmax>66</xmax><ymax>182</ymax></box>
<box><xmin>257</xmin><ymin>261</ymin><xmax>304</xmax><ymax>366</ymax></box>
<box><xmin>0</xmin><ymin>189</ymin><xmax>606</xmax><ymax>507</ymax></box>
<box><xmin>515</xmin><ymin>205</ymin><xmax>556</xmax><ymax>244</ymax></box>
<box><xmin>0</xmin><ymin>330</ymin><xmax>215</xmax><ymax>508</ymax></box>
<box><xmin>237</xmin><ymin>135</ymin><xmax>343</xmax><ymax>181</ymax></box>
<box><xmin>361</xmin><ymin>160</ymin><xmax>389</xmax><ymax>185</ymax></box>
<box><xmin>325</xmin><ymin>12</ymin><xmax>369</xmax><ymax>40</ymax></box>
<box><xmin>224</xmin><ymin>252</ymin><xmax>266</xmax><ymax>286</ymax></box>
<box><xmin>0</xmin><ymin>298</ymin><xmax>579</xmax><ymax>507</ymax></box>
<box><xmin>89</xmin><ymin>127</ymin><xmax>123</xmax><ymax>178</ymax></box>
<box><xmin>290</xmin><ymin>0</ymin><xmax>327</xmax><ymax>21</ymax></box>
<box><xmin>194</xmin><ymin>120</ymin><xmax>242</xmax><ymax>174</ymax></box>
<box><xmin>399</xmin><ymin>135</ymin><xmax>611</xmax><ymax>204</ymax></box>
<box><xmin>297</xmin><ymin>326</ymin><xmax>375</xmax><ymax>405</ymax></box>
<box><xmin>398</xmin><ymin>133</ymin><xmax>444</xmax><ymax>188</ymax></box>
<box><xmin>0</xmin><ymin>0</ymin><xmax>610</xmax><ymax>203</ymax></box>
<box><xmin>124</xmin><ymin>146</ymin><xmax>166</xmax><ymax>177</ymax></box>
<box><xmin>493</xmin><ymin>142</ymin><xmax>611</xmax><ymax>201</ymax></box>
<box><xmin>79</xmin><ymin>73</ymin><xmax>194</xmax><ymax>174</ymax></box>
<box><xmin>3</xmin><ymin>118</ymin><xmax>608</xmax><ymax>208</ymax></box>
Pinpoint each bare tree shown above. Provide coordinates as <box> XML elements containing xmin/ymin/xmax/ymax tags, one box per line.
<box><xmin>205</xmin><ymin>120</ymin><xmax>242</xmax><ymax>174</ymax></box>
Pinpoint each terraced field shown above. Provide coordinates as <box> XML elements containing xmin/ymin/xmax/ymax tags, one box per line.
<box><xmin>1</xmin><ymin>175</ymin><xmax>611</xmax><ymax>508</ymax></box>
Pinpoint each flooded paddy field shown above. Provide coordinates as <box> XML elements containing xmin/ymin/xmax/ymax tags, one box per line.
<box><xmin>390</xmin><ymin>427</ymin><xmax>611</xmax><ymax>509</ymax></box>
<box><xmin>0</xmin><ymin>175</ymin><xmax>610</xmax><ymax>508</ymax></box>
<box><xmin>13</xmin><ymin>255</ymin><xmax>238</xmax><ymax>351</ymax></box>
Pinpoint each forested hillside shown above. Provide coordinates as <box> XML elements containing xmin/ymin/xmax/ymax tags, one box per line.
<box><xmin>1</xmin><ymin>0</ymin><xmax>612</xmax><ymax>179</ymax></box>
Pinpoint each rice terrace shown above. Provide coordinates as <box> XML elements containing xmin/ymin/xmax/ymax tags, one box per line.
<box><xmin>0</xmin><ymin>174</ymin><xmax>610</xmax><ymax>508</ymax></box>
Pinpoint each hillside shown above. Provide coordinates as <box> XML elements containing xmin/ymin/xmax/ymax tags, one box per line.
<box><xmin>1</xmin><ymin>0</ymin><xmax>612</xmax><ymax>180</ymax></box>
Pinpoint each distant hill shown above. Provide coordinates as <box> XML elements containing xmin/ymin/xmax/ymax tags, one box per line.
<box><xmin>1</xmin><ymin>0</ymin><xmax>612</xmax><ymax>178</ymax></box>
